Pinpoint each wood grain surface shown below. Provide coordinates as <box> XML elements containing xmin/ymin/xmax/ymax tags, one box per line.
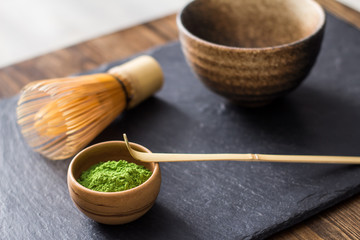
<box><xmin>0</xmin><ymin>15</ymin><xmax>178</xmax><ymax>98</ymax></box>
<box><xmin>1</xmin><ymin>0</ymin><xmax>360</xmax><ymax>239</ymax></box>
<box><xmin>317</xmin><ymin>0</ymin><xmax>360</xmax><ymax>29</ymax></box>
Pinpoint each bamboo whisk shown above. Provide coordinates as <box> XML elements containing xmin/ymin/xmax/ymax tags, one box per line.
<box><xmin>16</xmin><ymin>56</ymin><xmax>163</xmax><ymax>160</ymax></box>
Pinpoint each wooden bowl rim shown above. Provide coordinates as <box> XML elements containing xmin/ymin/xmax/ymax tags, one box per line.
<box><xmin>177</xmin><ymin>0</ymin><xmax>326</xmax><ymax>51</ymax></box>
<box><xmin>67</xmin><ymin>140</ymin><xmax>160</xmax><ymax>196</ymax></box>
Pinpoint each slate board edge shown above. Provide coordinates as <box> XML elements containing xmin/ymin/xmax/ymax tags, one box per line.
<box><xmin>77</xmin><ymin>40</ymin><xmax>180</xmax><ymax>76</ymax></box>
<box><xmin>253</xmin><ymin>184</ymin><xmax>360</xmax><ymax>239</ymax></box>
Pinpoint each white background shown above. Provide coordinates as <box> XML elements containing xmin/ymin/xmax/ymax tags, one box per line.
<box><xmin>0</xmin><ymin>0</ymin><xmax>190</xmax><ymax>67</ymax></box>
<box><xmin>0</xmin><ymin>0</ymin><xmax>358</xmax><ymax>68</ymax></box>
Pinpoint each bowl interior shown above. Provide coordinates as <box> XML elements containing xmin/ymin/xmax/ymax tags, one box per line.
<box><xmin>180</xmin><ymin>0</ymin><xmax>325</xmax><ymax>48</ymax></box>
<box><xmin>70</xmin><ymin>141</ymin><xmax>155</xmax><ymax>182</ymax></box>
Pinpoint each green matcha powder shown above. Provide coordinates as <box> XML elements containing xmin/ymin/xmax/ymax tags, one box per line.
<box><xmin>77</xmin><ymin>160</ymin><xmax>152</xmax><ymax>192</ymax></box>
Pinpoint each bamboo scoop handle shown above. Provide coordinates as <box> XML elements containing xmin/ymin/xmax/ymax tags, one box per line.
<box><xmin>123</xmin><ymin>134</ymin><xmax>360</xmax><ymax>164</ymax></box>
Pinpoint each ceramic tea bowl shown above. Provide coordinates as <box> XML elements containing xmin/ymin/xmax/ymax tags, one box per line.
<box><xmin>177</xmin><ymin>0</ymin><xmax>326</xmax><ymax>106</ymax></box>
<box><xmin>67</xmin><ymin>141</ymin><xmax>161</xmax><ymax>225</ymax></box>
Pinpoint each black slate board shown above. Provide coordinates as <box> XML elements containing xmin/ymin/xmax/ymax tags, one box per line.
<box><xmin>1</xmin><ymin>13</ymin><xmax>360</xmax><ymax>240</ymax></box>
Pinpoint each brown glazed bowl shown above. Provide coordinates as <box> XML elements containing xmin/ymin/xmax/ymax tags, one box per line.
<box><xmin>177</xmin><ymin>0</ymin><xmax>326</xmax><ymax>106</ymax></box>
<box><xmin>67</xmin><ymin>141</ymin><xmax>161</xmax><ymax>225</ymax></box>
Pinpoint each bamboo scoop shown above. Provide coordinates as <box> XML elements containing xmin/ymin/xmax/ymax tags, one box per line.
<box><xmin>123</xmin><ymin>134</ymin><xmax>360</xmax><ymax>164</ymax></box>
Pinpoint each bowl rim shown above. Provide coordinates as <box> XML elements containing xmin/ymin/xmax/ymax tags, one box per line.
<box><xmin>67</xmin><ymin>140</ymin><xmax>160</xmax><ymax>196</ymax></box>
<box><xmin>177</xmin><ymin>0</ymin><xmax>326</xmax><ymax>51</ymax></box>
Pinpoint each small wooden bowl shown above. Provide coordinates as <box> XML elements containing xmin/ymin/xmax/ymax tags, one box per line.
<box><xmin>67</xmin><ymin>141</ymin><xmax>161</xmax><ymax>225</ymax></box>
<box><xmin>177</xmin><ymin>0</ymin><xmax>326</xmax><ymax>106</ymax></box>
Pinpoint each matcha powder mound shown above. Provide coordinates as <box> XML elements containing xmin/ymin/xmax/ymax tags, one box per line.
<box><xmin>77</xmin><ymin>160</ymin><xmax>152</xmax><ymax>192</ymax></box>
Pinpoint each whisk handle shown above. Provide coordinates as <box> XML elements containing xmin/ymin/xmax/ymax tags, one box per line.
<box><xmin>108</xmin><ymin>56</ymin><xmax>164</xmax><ymax>108</ymax></box>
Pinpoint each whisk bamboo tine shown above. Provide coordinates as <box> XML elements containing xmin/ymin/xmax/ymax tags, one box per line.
<box><xmin>17</xmin><ymin>56</ymin><xmax>163</xmax><ymax>160</ymax></box>
<box><xmin>123</xmin><ymin>134</ymin><xmax>360</xmax><ymax>164</ymax></box>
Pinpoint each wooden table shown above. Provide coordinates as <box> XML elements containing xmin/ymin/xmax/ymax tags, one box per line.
<box><xmin>1</xmin><ymin>0</ymin><xmax>359</xmax><ymax>239</ymax></box>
